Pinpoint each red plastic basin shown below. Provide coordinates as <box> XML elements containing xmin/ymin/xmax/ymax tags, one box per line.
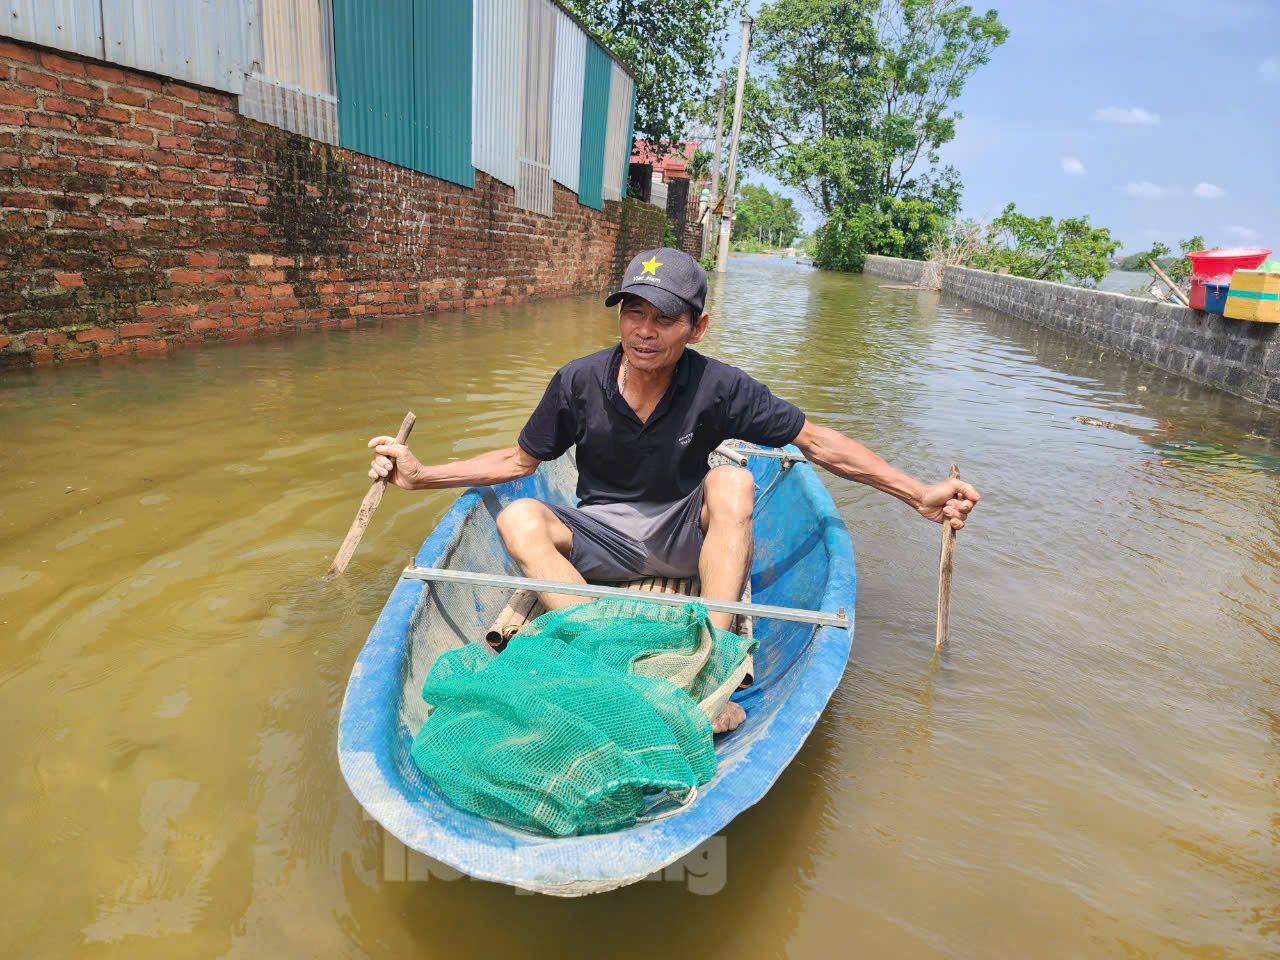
<box><xmin>1187</xmin><ymin>247</ymin><xmax>1271</xmax><ymax>309</ymax></box>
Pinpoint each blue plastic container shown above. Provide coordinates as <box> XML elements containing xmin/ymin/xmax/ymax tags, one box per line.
<box><xmin>1203</xmin><ymin>281</ymin><xmax>1229</xmax><ymax>314</ymax></box>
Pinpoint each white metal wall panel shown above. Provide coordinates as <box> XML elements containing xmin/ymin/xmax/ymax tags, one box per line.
<box><xmin>602</xmin><ymin>62</ymin><xmax>631</xmax><ymax>201</ymax></box>
<box><xmin>549</xmin><ymin>7</ymin><xmax>583</xmax><ymax>194</ymax></box>
<box><xmin>471</xmin><ymin>0</ymin><xmax>519</xmax><ymax>187</ymax></box>
<box><xmin>240</xmin><ymin>73</ymin><xmax>337</xmax><ymax>143</ymax></box>
<box><xmin>515</xmin><ymin>0</ymin><xmax>555</xmax><ymax>216</ymax></box>
<box><xmin>102</xmin><ymin>0</ymin><xmax>251</xmax><ymax>95</ymax></box>
<box><xmin>1</xmin><ymin>0</ymin><xmax>105</xmax><ymax>60</ymax></box>
<box><xmin>238</xmin><ymin>0</ymin><xmax>337</xmax><ymax>144</ymax></box>
<box><xmin>255</xmin><ymin>0</ymin><xmax>333</xmax><ymax>92</ymax></box>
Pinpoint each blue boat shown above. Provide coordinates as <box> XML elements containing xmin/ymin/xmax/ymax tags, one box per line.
<box><xmin>337</xmin><ymin>446</ymin><xmax>856</xmax><ymax>896</ymax></box>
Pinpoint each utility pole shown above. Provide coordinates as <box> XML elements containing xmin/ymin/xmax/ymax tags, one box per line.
<box><xmin>705</xmin><ymin>75</ymin><xmax>727</xmax><ymax>258</ymax></box>
<box><xmin>716</xmin><ymin>16</ymin><xmax>752</xmax><ymax>274</ymax></box>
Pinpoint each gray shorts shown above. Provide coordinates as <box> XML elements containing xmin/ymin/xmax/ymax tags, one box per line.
<box><xmin>548</xmin><ymin>484</ymin><xmax>706</xmax><ymax>582</ymax></box>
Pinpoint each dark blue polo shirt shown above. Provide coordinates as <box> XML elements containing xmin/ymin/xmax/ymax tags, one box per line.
<box><xmin>518</xmin><ymin>345</ymin><xmax>805</xmax><ymax>506</ymax></box>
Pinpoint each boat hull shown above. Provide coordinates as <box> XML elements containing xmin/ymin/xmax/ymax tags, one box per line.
<box><xmin>337</xmin><ymin>449</ymin><xmax>856</xmax><ymax>896</ymax></box>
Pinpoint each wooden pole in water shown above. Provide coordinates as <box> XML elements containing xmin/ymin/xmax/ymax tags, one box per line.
<box><xmin>1148</xmin><ymin>259</ymin><xmax>1190</xmax><ymax>306</ymax></box>
<box><xmin>325</xmin><ymin>411</ymin><xmax>415</xmax><ymax>579</ymax></box>
<box><xmin>935</xmin><ymin>463</ymin><xmax>960</xmax><ymax>650</ymax></box>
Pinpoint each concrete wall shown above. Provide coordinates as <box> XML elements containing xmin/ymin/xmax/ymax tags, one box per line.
<box><xmin>0</xmin><ymin>37</ymin><xmax>664</xmax><ymax>368</ymax></box>
<box><xmin>863</xmin><ymin>255</ymin><xmax>1280</xmax><ymax>409</ymax></box>
<box><xmin>863</xmin><ymin>255</ymin><xmax>925</xmax><ymax>284</ymax></box>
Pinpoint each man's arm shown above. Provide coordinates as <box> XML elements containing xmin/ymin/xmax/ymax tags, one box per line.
<box><xmin>792</xmin><ymin>419</ymin><xmax>980</xmax><ymax>529</ymax></box>
<box><xmin>366</xmin><ymin>437</ymin><xmax>540</xmax><ymax>490</ymax></box>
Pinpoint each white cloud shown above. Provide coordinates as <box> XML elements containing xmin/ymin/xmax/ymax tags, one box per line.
<box><xmin>1095</xmin><ymin>105</ymin><xmax>1161</xmax><ymax>126</ymax></box>
<box><xmin>1060</xmin><ymin>156</ymin><xmax>1086</xmax><ymax>176</ymax></box>
<box><xmin>1126</xmin><ymin>181</ymin><xmax>1168</xmax><ymax>199</ymax></box>
<box><xmin>1260</xmin><ymin>58</ymin><xmax>1280</xmax><ymax>83</ymax></box>
<box><xmin>1194</xmin><ymin>182</ymin><xmax>1225</xmax><ymax>199</ymax></box>
<box><xmin>1224</xmin><ymin>225</ymin><xmax>1261</xmax><ymax>242</ymax></box>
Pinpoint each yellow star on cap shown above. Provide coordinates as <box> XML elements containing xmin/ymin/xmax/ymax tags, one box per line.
<box><xmin>641</xmin><ymin>255</ymin><xmax>662</xmax><ymax>275</ymax></box>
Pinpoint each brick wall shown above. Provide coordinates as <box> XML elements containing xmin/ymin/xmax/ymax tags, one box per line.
<box><xmin>0</xmin><ymin>38</ymin><xmax>663</xmax><ymax>368</ymax></box>
<box><xmin>863</xmin><ymin>255</ymin><xmax>1280</xmax><ymax>409</ymax></box>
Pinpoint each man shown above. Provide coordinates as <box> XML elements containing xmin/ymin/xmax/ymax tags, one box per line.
<box><xmin>367</xmin><ymin>248</ymin><xmax>980</xmax><ymax>733</ymax></box>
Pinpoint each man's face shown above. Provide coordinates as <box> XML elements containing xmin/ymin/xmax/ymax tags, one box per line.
<box><xmin>618</xmin><ymin>294</ymin><xmax>709</xmax><ymax>374</ymax></box>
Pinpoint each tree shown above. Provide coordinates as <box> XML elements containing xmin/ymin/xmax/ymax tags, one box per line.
<box><xmin>968</xmin><ymin>203</ymin><xmax>1118</xmax><ymax>284</ymax></box>
<box><xmin>560</xmin><ymin>0</ymin><xmax>742</xmax><ymax>151</ymax></box>
<box><xmin>739</xmin><ymin>0</ymin><xmax>1008</xmax><ymax>271</ymax></box>
<box><xmin>732</xmin><ymin>183</ymin><xmax>803</xmax><ymax>247</ymax></box>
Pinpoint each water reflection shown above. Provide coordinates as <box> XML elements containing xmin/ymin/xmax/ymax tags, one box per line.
<box><xmin>0</xmin><ymin>255</ymin><xmax>1276</xmax><ymax>958</ymax></box>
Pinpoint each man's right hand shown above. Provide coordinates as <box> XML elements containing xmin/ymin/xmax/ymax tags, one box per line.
<box><xmin>367</xmin><ymin>436</ymin><xmax>423</xmax><ymax>490</ymax></box>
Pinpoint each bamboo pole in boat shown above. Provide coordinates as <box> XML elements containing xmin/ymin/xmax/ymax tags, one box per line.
<box><xmin>935</xmin><ymin>464</ymin><xmax>960</xmax><ymax>650</ymax></box>
<box><xmin>325</xmin><ymin>412</ymin><xmax>416</xmax><ymax>579</ymax></box>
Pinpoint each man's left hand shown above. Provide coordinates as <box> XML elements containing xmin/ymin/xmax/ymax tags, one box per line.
<box><xmin>916</xmin><ymin>477</ymin><xmax>981</xmax><ymax>530</ymax></box>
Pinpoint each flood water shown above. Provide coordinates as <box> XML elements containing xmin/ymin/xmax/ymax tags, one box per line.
<box><xmin>2</xmin><ymin>255</ymin><xmax>1277</xmax><ymax>958</ymax></box>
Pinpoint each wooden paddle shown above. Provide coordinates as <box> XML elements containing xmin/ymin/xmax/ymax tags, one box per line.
<box><xmin>325</xmin><ymin>411</ymin><xmax>416</xmax><ymax>579</ymax></box>
<box><xmin>934</xmin><ymin>463</ymin><xmax>960</xmax><ymax>650</ymax></box>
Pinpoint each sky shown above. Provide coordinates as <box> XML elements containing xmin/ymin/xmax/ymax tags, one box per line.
<box><xmin>727</xmin><ymin>0</ymin><xmax>1280</xmax><ymax>254</ymax></box>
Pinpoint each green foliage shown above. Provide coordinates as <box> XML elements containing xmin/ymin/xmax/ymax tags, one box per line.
<box><xmin>739</xmin><ymin>0</ymin><xmax>1008</xmax><ymax>271</ymax></box>
<box><xmin>687</xmin><ymin>148</ymin><xmax>713</xmax><ymax>182</ymax></box>
<box><xmin>560</xmin><ymin>0</ymin><xmax>742</xmax><ymax>150</ymax></box>
<box><xmin>663</xmin><ymin>221</ymin><xmax>680</xmax><ymax>248</ymax></box>
<box><xmin>814</xmin><ymin>172</ymin><xmax>959</xmax><ymax>270</ymax></box>
<box><xmin>731</xmin><ymin>183</ymin><xmax>803</xmax><ymax>247</ymax></box>
<box><xmin>1118</xmin><ymin>235</ymin><xmax>1205</xmax><ymax>283</ymax></box>
<box><xmin>967</xmin><ymin>203</ymin><xmax>1118</xmax><ymax>284</ymax></box>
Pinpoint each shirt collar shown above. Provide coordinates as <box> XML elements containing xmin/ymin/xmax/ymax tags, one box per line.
<box><xmin>604</xmin><ymin>343</ymin><xmax>693</xmax><ymax>396</ymax></box>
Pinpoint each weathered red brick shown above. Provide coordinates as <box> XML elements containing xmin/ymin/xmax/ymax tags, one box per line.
<box><xmin>0</xmin><ymin>108</ymin><xmax>26</xmax><ymax>125</ymax></box>
<box><xmin>76</xmin><ymin>159</ymin><xmax>117</xmax><ymax>177</ymax></box>
<box><xmin>118</xmin><ymin>322</ymin><xmax>157</xmax><ymax>338</ymax></box>
<box><xmin>190</xmin><ymin>317</ymin><xmax>219</xmax><ymax>331</ymax></box>
<box><xmin>2</xmin><ymin>192</ymin><xmax>47</xmax><ymax>209</ymax></box>
<box><xmin>74</xmin><ymin>327</ymin><xmax>113</xmax><ymax>342</ymax></box>
<box><xmin>42</xmin><ymin>97</ymin><xmax>88</xmax><ymax>117</ymax></box>
<box><xmin>133</xmin><ymin>338</ymin><xmax>167</xmax><ymax>354</ymax></box>
<box><xmin>184</xmin><ymin>105</ymin><xmax>216</xmax><ymax>123</ymax></box>
<box><xmin>147</xmin><ymin>96</ymin><xmax>183</xmax><ymax>115</ymax></box>
<box><xmin>0</xmin><ymin>88</ymin><xmax>38</xmax><ymax>108</ymax></box>
<box><xmin>0</xmin><ymin>152</ymin><xmax>18</xmax><ymax>169</ymax></box>
<box><xmin>23</xmin><ymin>332</ymin><xmax>43</xmax><ymax>346</ymax></box>
<box><xmin>29</xmin><ymin>112</ymin><xmax>74</xmax><ymax>131</ymax></box>
<box><xmin>14</xmin><ymin>68</ymin><xmax>59</xmax><ymax>92</ymax></box>
<box><xmin>120</xmin><ymin>127</ymin><xmax>154</xmax><ymax>145</ymax></box>
<box><xmin>106</xmin><ymin>86</ymin><xmax>147</xmax><ymax>107</ymax></box>
<box><xmin>38</xmin><ymin>52</ymin><xmax>87</xmax><ymax>77</ymax></box>
<box><xmin>0</xmin><ymin>39</ymin><xmax>39</xmax><ymax>64</ymax></box>
<box><xmin>133</xmin><ymin>110</ymin><xmax>172</xmax><ymax>131</ymax></box>
<box><xmin>56</xmin><ymin>272</ymin><xmax>85</xmax><ymax>288</ymax></box>
<box><xmin>45</xmin><ymin>332</ymin><xmax>68</xmax><ymax>346</ymax></box>
<box><xmin>112</xmin><ymin>255</ymin><xmax>147</xmax><ymax>268</ymax></box>
<box><xmin>59</xmin><ymin>79</ymin><xmax>104</xmax><ymax>101</ymax></box>
<box><xmin>92</xmin><ymin>103</ymin><xmax>131</xmax><ymax>123</ymax></box>
<box><xmin>74</xmin><ymin>119</ymin><xmax>114</xmax><ymax>137</ymax></box>
<box><xmin>95</xmin><ymin>340</ymin><xmax>131</xmax><ymax>357</ymax></box>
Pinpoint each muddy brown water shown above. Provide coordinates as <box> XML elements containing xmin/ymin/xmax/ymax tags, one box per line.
<box><xmin>2</xmin><ymin>256</ymin><xmax>1277</xmax><ymax>958</ymax></box>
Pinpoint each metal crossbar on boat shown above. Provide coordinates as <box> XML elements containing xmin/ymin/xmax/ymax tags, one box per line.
<box><xmin>401</xmin><ymin>565</ymin><xmax>849</xmax><ymax>629</ymax></box>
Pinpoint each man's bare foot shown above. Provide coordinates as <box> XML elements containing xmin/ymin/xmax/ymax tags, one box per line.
<box><xmin>711</xmin><ymin>701</ymin><xmax>746</xmax><ymax>734</ymax></box>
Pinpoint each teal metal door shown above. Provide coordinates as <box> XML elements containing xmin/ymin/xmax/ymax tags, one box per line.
<box><xmin>577</xmin><ymin>41</ymin><xmax>612</xmax><ymax>210</ymax></box>
<box><xmin>333</xmin><ymin>0</ymin><xmax>473</xmax><ymax>188</ymax></box>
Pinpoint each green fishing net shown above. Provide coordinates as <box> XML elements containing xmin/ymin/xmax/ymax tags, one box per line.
<box><xmin>409</xmin><ymin>598</ymin><xmax>757</xmax><ymax>837</ymax></box>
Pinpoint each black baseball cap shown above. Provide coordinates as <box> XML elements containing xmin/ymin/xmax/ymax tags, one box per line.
<box><xmin>605</xmin><ymin>247</ymin><xmax>707</xmax><ymax>319</ymax></box>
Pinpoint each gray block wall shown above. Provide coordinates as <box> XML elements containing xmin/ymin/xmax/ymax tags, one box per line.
<box><xmin>863</xmin><ymin>255</ymin><xmax>927</xmax><ymax>285</ymax></box>
<box><xmin>862</xmin><ymin>256</ymin><xmax>1280</xmax><ymax>409</ymax></box>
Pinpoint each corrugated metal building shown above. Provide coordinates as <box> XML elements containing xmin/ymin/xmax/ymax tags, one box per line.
<box><xmin>240</xmin><ymin>0</ymin><xmax>338</xmax><ymax>145</ymax></box>
<box><xmin>1</xmin><ymin>0</ymin><xmax>637</xmax><ymax>213</ymax></box>
<box><xmin>549</xmin><ymin>7</ymin><xmax>585</xmax><ymax>195</ymax></box>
